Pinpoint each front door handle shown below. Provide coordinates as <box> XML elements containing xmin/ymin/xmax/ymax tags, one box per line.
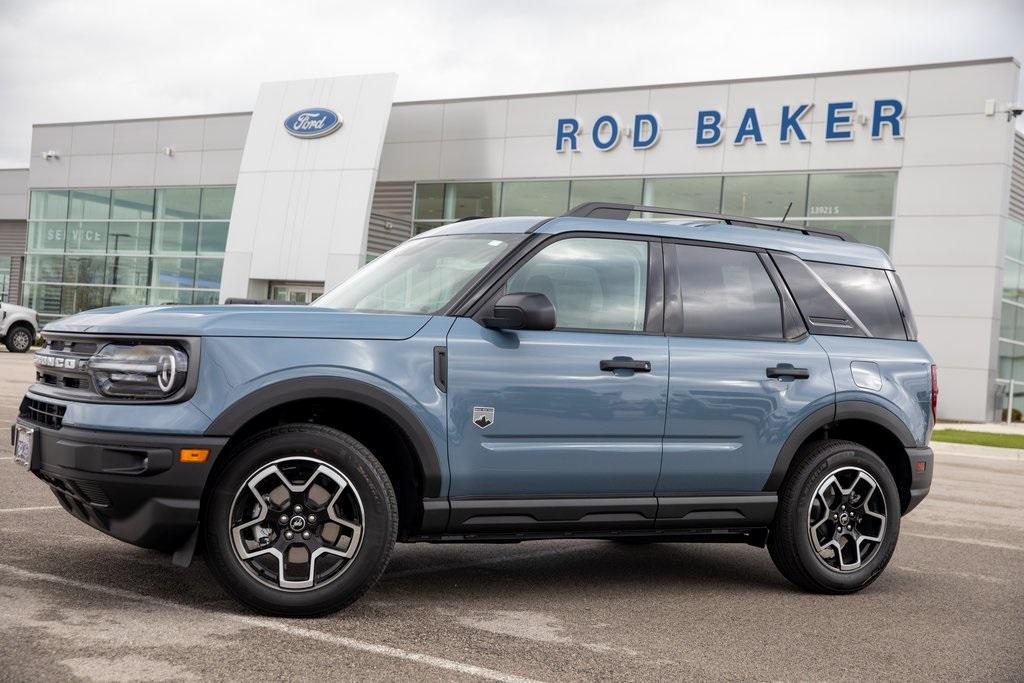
<box><xmin>600</xmin><ymin>358</ymin><xmax>652</xmax><ymax>373</ymax></box>
<box><xmin>766</xmin><ymin>364</ymin><xmax>810</xmax><ymax>380</ymax></box>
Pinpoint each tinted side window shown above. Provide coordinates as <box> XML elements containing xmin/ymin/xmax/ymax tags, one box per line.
<box><xmin>506</xmin><ymin>237</ymin><xmax>649</xmax><ymax>332</ymax></box>
<box><xmin>807</xmin><ymin>261</ymin><xmax>907</xmax><ymax>340</ymax></box>
<box><xmin>673</xmin><ymin>244</ymin><xmax>783</xmax><ymax>339</ymax></box>
<box><xmin>771</xmin><ymin>252</ymin><xmax>863</xmax><ymax>336</ymax></box>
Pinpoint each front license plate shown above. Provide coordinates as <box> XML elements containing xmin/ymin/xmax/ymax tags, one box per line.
<box><xmin>13</xmin><ymin>425</ymin><xmax>35</xmax><ymax>469</ymax></box>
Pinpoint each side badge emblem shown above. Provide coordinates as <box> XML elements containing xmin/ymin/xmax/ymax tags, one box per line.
<box><xmin>472</xmin><ymin>406</ymin><xmax>495</xmax><ymax>429</ymax></box>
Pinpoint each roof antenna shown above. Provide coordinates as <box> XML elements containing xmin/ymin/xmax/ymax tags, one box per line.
<box><xmin>780</xmin><ymin>201</ymin><xmax>793</xmax><ymax>223</ymax></box>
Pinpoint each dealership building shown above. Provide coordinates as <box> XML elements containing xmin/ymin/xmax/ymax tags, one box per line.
<box><xmin>0</xmin><ymin>57</ymin><xmax>1021</xmax><ymax>422</ymax></box>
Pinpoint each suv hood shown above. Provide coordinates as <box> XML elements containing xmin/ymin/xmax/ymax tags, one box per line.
<box><xmin>43</xmin><ymin>305</ymin><xmax>431</xmax><ymax>340</ymax></box>
<box><xmin>2</xmin><ymin>303</ymin><xmax>37</xmax><ymax>318</ymax></box>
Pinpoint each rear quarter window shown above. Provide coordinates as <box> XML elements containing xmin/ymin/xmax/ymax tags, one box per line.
<box><xmin>807</xmin><ymin>261</ymin><xmax>907</xmax><ymax>340</ymax></box>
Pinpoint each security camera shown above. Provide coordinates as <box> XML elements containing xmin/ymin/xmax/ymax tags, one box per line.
<box><xmin>1009</xmin><ymin>103</ymin><xmax>1024</xmax><ymax>118</ymax></box>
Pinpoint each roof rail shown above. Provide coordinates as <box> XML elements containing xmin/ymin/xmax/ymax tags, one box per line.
<box><xmin>543</xmin><ymin>202</ymin><xmax>853</xmax><ymax>242</ymax></box>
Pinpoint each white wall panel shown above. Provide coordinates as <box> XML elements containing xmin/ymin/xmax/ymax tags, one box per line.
<box><xmin>112</xmin><ymin>121</ymin><xmax>158</xmax><ymax>154</ymax></box>
<box><xmin>378</xmin><ymin>141</ymin><xmax>441</xmax><ymax>181</ymax></box>
<box><xmin>896</xmin><ymin>164</ymin><xmax>1009</xmax><ymax>216</ymax></box>
<box><xmin>156</xmin><ymin>118</ymin><xmax>206</xmax><ymax>153</ymax></box>
<box><xmin>902</xmin><ymin>114</ymin><xmax>1014</xmax><ymax>167</ymax></box>
<box><xmin>153</xmin><ymin>150</ymin><xmax>202</xmax><ymax>186</ymax></box>
<box><xmin>109</xmin><ymin>153</ymin><xmax>157</xmax><ymax>186</ymax></box>
<box><xmin>439</xmin><ymin>139</ymin><xmax>505</xmax><ymax>179</ymax></box>
<box><xmin>200</xmin><ymin>149</ymin><xmax>243</xmax><ymax>185</ymax></box>
<box><xmin>70</xmin><ymin>124</ymin><xmax>114</xmax><ymax>156</ymax></box>
<box><xmin>67</xmin><ymin>154</ymin><xmax>112</xmax><ymax>186</ymax></box>
<box><xmin>506</xmin><ymin>94</ymin><xmax>575</xmax><ymax>138</ymax></box>
<box><xmin>907</xmin><ymin>61</ymin><xmax>1019</xmax><ymax>117</ymax></box>
<box><xmin>386</xmin><ymin>103</ymin><xmax>444</xmax><ymax>143</ymax></box>
<box><xmin>442</xmin><ymin>99</ymin><xmax>508</xmax><ymax>140</ymax></box>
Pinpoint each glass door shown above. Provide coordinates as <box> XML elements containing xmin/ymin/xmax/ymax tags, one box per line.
<box><xmin>269</xmin><ymin>281</ymin><xmax>324</xmax><ymax>304</ymax></box>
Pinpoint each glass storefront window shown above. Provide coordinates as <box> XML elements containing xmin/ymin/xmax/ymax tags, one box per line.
<box><xmin>111</xmin><ymin>189</ymin><xmax>154</xmax><ymax>220</ymax></box>
<box><xmin>65</xmin><ymin>221</ymin><xmax>109</xmax><ymax>252</ymax></box>
<box><xmin>155</xmin><ymin>188</ymin><xmax>201</xmax><ymax>220</ymax></box>
<box><xmin>63</xmin><ymin>256</ymin><xmax>106</xmax><ymax>285</ymax></box>
<box><xmin>28</xmin><ymin>221</ymin><xmax>67</xmax><ymax>252</ymax></box>
<box><xmin>24</xmin><ymin>255</ymin><xmax>63</xmax><ymax>283</ymax></box>
<box><xmin>149</xmin><ymin>288</ymin><xmax>194</xmax><ymax>305</ymax></box>
<box><xmin>69</xmin><ymin>189</ymin><xmax>110</xmax><ymax>220</ymax></box>
<box><xmin>1001</xmin><ymin>303</ymin><xmax>1018</xmax><ymax>340</ymax></box>
<box><xmin>448</xmin><ymin>183</ymin><xmax>500</xmax><ymax>219</ymax></box>
<box><xmin>414</xmin><ymin>184</ymin><xmax>444</xmax><ymax>220</ymax></box>
<box><xmin>107</xmin><ymin>222</ymin><xmax>152</xmax><ymax>253</ymax></box>
<box><xmin>569</xmin><ymin>178</ymin><xmax>643</xmax><ymax>207</ymax></box>
<box><xmin>722</xmin><ymin>174</ymin><xmax>807</xmax><ymax>218</ymax></box>
<box><xmin>151</xmin><ymin>257</ymin><xmax>197</xmax><ymax>289</ymax></box>
<box><xmin>30</xmin><ymin>190</ymin><xmax>69</xmax><ymax>220</ymax></box>
<box><xmin>195</xmin><ymin>258</ymin><xmax>224</xmax><ymax>290</ymax></box>
<box><xmin>200</xmin><ymin>187</ymin><xmax>235</xmax><ymax>220</ymax></box>
<box><xmin>105</xmin><ymin>256</ymin><xmax>151</xmax><ymax>287</ymax></box>
<box><xmin>1009</xmin><ymin>219</ymin><xmax>1024</xmax><ymax>261</ymax></box>
<box><xmin>501</xmin><ymin>181</ymin><xmax>570</xmax><ymax>216</ymax></box>
<box><xmin>198</xmin><ymin>222</ymin><xmax>228</xmax><ymax>254</ymax></box>
<box><xmin>643</xmin><ymin>177</ymin><xmax>722</xmax><ymax>213</ymax></box>
<box><xmin>806</xmin><ymin>172</ymin><xmax>896</xmax><ymax>218</ymax></box>
<box><xmin>1005</xmin><ymin>260</ymin><xmax>1022</xmax><ymax>303</ymax></box>
<box><xmin>154</xmin><ymin>222</ymin><xmax>200</xmax><ymax>254</ymax></box>
<box><xmin>60</xmin><ymin>286</ymin><xmax>107</xmax><ymax>315</ymax></box>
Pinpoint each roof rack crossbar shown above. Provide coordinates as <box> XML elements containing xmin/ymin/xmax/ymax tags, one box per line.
<box><xmin>544</xmin><ymin>202</ymin><xmax>853</xmax><ymax>241</ymax></box>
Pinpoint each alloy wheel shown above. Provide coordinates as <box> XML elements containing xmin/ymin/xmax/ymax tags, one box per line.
<box><xmin>229</xmin><ymin>456</ymin><xmax>364</xmax><ymax>591</ymax></box>
<box><xmin>9</xmin><ymin>328</ymin><xmax>31</xmax><ymax>352</ymax></box>
<box><xmin>806</xmin><ymin>466</ymin><xmax>887</xmax><ymax>572</ymax></box>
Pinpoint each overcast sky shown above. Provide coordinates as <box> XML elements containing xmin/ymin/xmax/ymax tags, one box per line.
<box><xmin>0</xmin><ymin>0</ymin><xmax>1022</xmax><ymax>166</ymax></box>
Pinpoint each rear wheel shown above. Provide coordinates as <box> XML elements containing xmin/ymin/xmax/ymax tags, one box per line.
<box><xmin>4</xmin><ymin>324</ymin><xmax>34</xmax><ymax>353</ymax></box>
<box><xmin>768</xmin><ymin>439</ymin><xmax>900</xmax><ymax>594</ymax></box>
<box><xmin>203</xmin><ymin>424</ymin><xmax>397</xmax><ymax>616</ymax></box>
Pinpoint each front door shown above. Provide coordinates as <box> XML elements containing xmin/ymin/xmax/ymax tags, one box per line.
<box><xmin>445</xmin><ymin>235</ymin><xmax>668</xmax><ymax>529</ymax></box>
<box><xmin>269</xmin><ymin>281</ymin><xmax>324</xmax><ymax>304</ymax></box>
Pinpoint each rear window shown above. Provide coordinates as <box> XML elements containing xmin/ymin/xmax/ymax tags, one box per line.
<box><xmin>773</xmin><ymin>251</ymin><xmax>909</xmax><ymax>340</ymax></box>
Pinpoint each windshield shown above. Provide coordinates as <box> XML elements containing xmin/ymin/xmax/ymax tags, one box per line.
<box><xmin>314</xmin><ymin>234</ymin><xmax>524</xmax><ymax>314</ymax></box>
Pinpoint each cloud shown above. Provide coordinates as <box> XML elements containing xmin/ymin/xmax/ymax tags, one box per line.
<box><xmin>0</xmin><ymin>0</ymin><xmax>1021</xmax><ymax>166</ymax></box>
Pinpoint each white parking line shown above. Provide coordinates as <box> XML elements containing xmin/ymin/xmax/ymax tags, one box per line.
<box><xmin>0</xmin><ymin>457</ymin><xmax>14</xmax><ymax>461</ymax></box>
<box><xmin>904</xmin><ymin>531</ymin><xmax>1023</xmax><ymax>552</ymax></box>
<box><xmin>0</xmin><ymin>505</ymin><xmax>61</xmax><ymax>513</ymax></box>
<box><xmin>0</xmin><ymin>562</ymin><xmax>544</xmax><ymax>683</ymax></box>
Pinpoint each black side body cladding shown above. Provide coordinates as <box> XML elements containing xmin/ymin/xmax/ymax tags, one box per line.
<box><xmin>205</xmin><ymin>377</ymin><xmax>443</xmax><ymax>499</ymax></box>
<box><xmin>762</xmin><ymin>400</ymin><xmax>918</xmax><ymax>492</ymax></box>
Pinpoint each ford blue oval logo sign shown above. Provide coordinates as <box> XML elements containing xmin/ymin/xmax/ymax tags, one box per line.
<box><xmin>283</xmin><ymin>108</ymin><xmax>342</xmax><ymax>139</ymax></box>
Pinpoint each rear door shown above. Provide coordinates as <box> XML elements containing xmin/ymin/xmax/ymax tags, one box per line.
<box><xmin>658</xmin><ymin>242</ymin><xmax>835</xmax><ymax>517</ymax></box>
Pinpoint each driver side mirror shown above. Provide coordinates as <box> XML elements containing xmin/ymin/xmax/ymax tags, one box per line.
<box><xmin>483</xmin><ymin>292</ymin><xmax>556</xmax><ymax>331</ymax></box>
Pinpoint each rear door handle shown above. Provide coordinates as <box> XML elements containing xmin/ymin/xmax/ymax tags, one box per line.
<box><xmin>600</xmin><ymin>359</ymin><xmax>652</xmax><ymax>373</ymax></box>
<box><xmin>766</xmin><ymin>364</ymin><xmax>810</xmax><ymax>380</ymax></box>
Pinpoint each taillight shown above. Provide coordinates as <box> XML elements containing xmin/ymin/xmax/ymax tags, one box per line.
<box><xmin>930</xmin><ymin>364</ymin><xmax>938</xmax><ymax>421</ymax></box>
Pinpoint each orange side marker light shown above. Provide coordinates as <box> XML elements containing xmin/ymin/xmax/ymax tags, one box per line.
<box><xmin>180</xmin><ymin>448</ymin><xmax>210</xmax><ymax>463</ymax></box>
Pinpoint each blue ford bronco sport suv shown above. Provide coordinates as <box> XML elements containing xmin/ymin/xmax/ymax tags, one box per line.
<box><xmin>12</xmin><ymin>202</ymin><xmax>935</xmax><ymax>616</ymax></box>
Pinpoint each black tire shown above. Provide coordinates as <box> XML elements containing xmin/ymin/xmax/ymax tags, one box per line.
<box><xmin>203</xmin><ymin>424</ymin><xmax>398</xmax><ymax>617</ymax></box>
<box><xmin>768</xmin><ymin>439</ymin><xmax>901</xmax><ymax>594</ymax></box>
<box><xmin>4</xmin><ymin>324</ymin><xmax>34</xmax><ymax>353</ymax></box>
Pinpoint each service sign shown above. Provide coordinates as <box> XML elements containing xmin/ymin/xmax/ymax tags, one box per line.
<box><xmin>284</xmin><ymin>108</ymin><xmax>343</xmax><ymax>139</ymax></box>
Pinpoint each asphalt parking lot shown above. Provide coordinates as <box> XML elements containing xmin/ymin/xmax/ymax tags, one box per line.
<box><xmin>1</xmin><ymin>349</ymin><xmax>1022</xmax><ymax>681</ymax></box>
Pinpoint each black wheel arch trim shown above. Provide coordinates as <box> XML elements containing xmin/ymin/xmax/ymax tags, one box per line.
<box><xmin>204</xmin><ymin>376</ymin><xmax>443</xmax><ymax>498</ymax></box>
<box><xmin>763</xmin><ymin>400</ymin><xmax>916</xmax><ymax>492</ymax></box>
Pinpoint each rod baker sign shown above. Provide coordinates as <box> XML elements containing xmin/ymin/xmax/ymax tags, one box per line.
<box><xmin>554</xmin><ymin>99</ymin><xmax>904</xmax><ymax>152</ymax></box>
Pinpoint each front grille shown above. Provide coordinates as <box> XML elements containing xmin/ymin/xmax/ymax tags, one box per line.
<box><xmin>38</xmin><ymin>373</ymin><xmax>92</xmax><ymax>391</ymax></box>
<box><xmin>19</xmin><ymin>396</ymin><xmax>66</xmax><ymax>429</ymax></box>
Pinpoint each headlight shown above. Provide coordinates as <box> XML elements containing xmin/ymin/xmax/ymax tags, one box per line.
<box><xmin>89</xmin><ymin>344</ymin><xmax>189</xmax><ymax>399</ymax></box>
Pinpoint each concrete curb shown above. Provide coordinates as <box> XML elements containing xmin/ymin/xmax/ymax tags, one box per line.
<box><xmin>930</xmin><ymin>441</ymin><xmax>1024</xmax><ymax>461</ymax></box>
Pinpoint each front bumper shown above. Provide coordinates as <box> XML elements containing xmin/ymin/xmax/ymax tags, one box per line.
<box><xmin>904</xmin><ymin>446</ymin><xmax>933</xmax><ymax>514</ymax></box>
<box><xmin>12</xmin><ymin>419</ymin><xmax>227</xmax><ymax>551</ymax></box>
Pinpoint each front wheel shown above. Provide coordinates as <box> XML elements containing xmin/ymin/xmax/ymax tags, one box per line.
<box><xmin>768</xmin><ymin>439</ymin><xmax>900</xmax><ymax>594</ymax></box>
<box><xmin>203</xmin><ymin>424</ymin><xmax>398</xmax><ymax>616</ymax></box>
<box><xmin>4</xmin><ymin>325</ymin><xmax>34</xmax><ymax>353</ymax></box>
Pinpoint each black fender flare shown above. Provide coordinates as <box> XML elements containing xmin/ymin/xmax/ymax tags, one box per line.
<box><xmin>762</xmin><ymin>400</ymin><xmax>915</xmax><ymax>492</ymax></box>
<box><xmin>204</xmin><ymin>376</ymin><xmax>443</xmax><ymax>498</ymax></box>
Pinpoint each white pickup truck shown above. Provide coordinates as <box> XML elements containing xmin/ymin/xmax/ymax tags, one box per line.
<box><xmin>0</xmin><ymin>302</ymin><xmax>38</xmax><ymax>352</ymax></box>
